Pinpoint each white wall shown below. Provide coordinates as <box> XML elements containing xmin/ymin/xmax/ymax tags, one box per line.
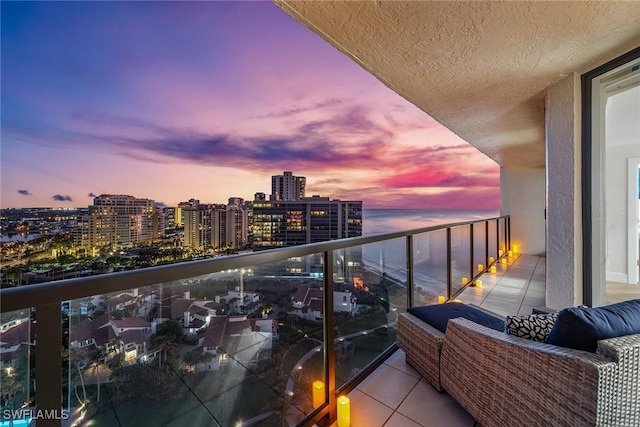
<box><xmin>545</xmin><ymin>73</ymin><xmax>583</xmax><ymax>309</ymax></box>
<box><xmin>606</xmin><ymin>146</ymin><xmax>640</xmax><ymax>282</ymax></box>
<box><xmin>605</xmin><ymin>85</ymin><xmax>640</xmax><ymax>283</ymax></box>
<box><xmin>500</xmin><ymin>168</ymin><xmax>545</xmax><ymax>255</ymax></box>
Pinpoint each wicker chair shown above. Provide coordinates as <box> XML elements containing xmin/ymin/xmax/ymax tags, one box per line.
<box><xmin>440</xmin><ymin>318</ymin><xmax>640</xmax><ymax>427</ymax></box>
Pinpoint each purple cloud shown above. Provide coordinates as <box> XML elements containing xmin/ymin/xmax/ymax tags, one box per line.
<box><xmin>88</xmin><ymin>192</ymin><xmax>97</xmax><ymax>197</ymax></box>
<box><xmin>252</xmin><ymin>98</ymin><xmax>346</xmax><ymax>119</ymax></box>
<box><xmin>17</xmin><ymin>189</ymin><xmax>31</xmax><ymax>196</ymax></box>
<box><xmin>52</xmin><ymin>194</ymin><xmax>72</xmax><ymax>202</ymax></box>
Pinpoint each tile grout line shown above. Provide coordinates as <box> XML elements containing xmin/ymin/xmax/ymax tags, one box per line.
<box><xmin>381</xmin><ymin>379</ymin><xmax>427</xmax><ymax>427</ymax></box>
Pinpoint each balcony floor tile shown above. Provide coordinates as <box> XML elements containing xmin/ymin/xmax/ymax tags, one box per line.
<box><xmin>396</xmin><ymin>379</ymin><xmax>476</xmax><ymax>427</ymax></box>
<box><xmin>357</xmin><ymin>364</ymin><xmax>421</xmax><ymax>409</ymax></box>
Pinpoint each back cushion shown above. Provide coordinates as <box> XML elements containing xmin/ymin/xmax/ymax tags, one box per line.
<box><xmin>408</xmin><ymin>302</ymin><xmax>505</xmax><ymax>334</ymax></box>
<box><xmin>505</xmin><ymin>312</ymin><xmax>558</xmax><ymax>342</ymax></box>
<box><xmin>546</xmin><ymin>299</ymin><xmax>640</xmax><ymax>352</ymax></box>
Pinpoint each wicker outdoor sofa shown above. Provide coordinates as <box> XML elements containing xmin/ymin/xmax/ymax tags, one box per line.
<box><xmin>440</xmin><ymin>318</ymin><xmax>640</xmax><ymax>427</ymax></box>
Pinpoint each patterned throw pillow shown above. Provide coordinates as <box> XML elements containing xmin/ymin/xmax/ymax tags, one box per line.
<box><xmin>505</xmin><ymin>312</ymin><xmax>558</xmax><ymax>342</ymax></box>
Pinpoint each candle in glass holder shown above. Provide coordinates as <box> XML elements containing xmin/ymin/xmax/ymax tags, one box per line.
<box><xmin>438</xmin><ymin>296</ymin><xmax>446</xmax><ymax>304</ymax></box>
<box><xmin>476</xmin><ymin>280</ymin><xmax>482</xmax><ymax>288</ymax></box>
<box><xmin>499</xmin><ymin>249</ymin><xmax>504</xmax><ymax>256</ymax></box>
<box><xmin>337</xmin><ymin>395</ymin><xmax>351</xmax><ymax>427</ymax></box>
<box><xmin>462</xmin><ymin>277</ymin><xmax>469</xmax><ymax>285</ymax></box>
<box><xmin>312</xmin><ymin>381</ymin><xmax>325</xmax><ymax>408</ymax></box>
<box><xmin>489</xmin><ymin>256</ymin><xmax>495</xmax><ymax>263</ymax></box>
<box><xmin>477</xmin><ymin>264</ymin><xmax>484</xmax><ymax>272</ymax></box>
<box><xmin>501</xmin><ymin>258</ymin><xmax>508</xmax><ymax>265</ymax></box>
<box><xmin>513</xmin><ymin>245</ymin><xmax>519</xmax><ymax>254</ymax></box>
<box><xmin>508</xmin><ymin>250</ymin><xmax>513</xmax><ymax>257</ymax></box>
<box><xmin>490</xmin><ymin>266</ymin><xmax>497</xmax><ymax>274</ymax></box>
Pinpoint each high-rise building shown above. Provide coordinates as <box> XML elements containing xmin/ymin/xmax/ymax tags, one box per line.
<box><xmin>252</xmin><ymin>195</ymin><xmax>362</xmax><ymax>251</ymax></box>
<box><xmin>226</xmin><ymin>202</ymin><xmax>249</xmax><ymax>249</ymax></box>
<box><xmin>211</xmin><ymin>205</ymin><xmax>227</xmax><ymax>250</ymax></box>
<box><xmin>162</xmin><ymin>207</ymin><xmax>181</xmax><ymax>231</ymax></box>
<box><xmin>271</xmin><ymin>171</ymin><xmax>306</xmax><ymax>201</ymax></box>
<box><xmin>75</xmin><ymin>195</ymin><xmax>160</xmax><ymax>249</ymax></box>
<box><xmin>183</xmin><ymin>205</ymin><xmax>211</xmax><ymax>250</ymax></box>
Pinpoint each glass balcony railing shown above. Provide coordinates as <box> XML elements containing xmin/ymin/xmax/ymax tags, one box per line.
<box><xmin>0</xmin><ymin>215</ymin><xmax>509</xmax><ymax>427</ymax></box>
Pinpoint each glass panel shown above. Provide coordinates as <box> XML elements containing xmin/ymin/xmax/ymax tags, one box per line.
<box><xmin>488</xmin><ymin>220</ymin><xmax>498</xmax><ymax>261</ymax></box>
<box><xmin>473</xmin><ymin>222</ymin><xmax>487</xmax><ymax>276</ymax></box>
<box><xmin>0</xmin><ymin>309</ymin><xmax>34</xmax><ymax>425</ymax></box>
<box><xmin>604</xmin><ymin>83</ymin><xmax>640</xmax><ymax>303</ymax></box>
<box><xmin>451</xmin><ymin>226</ymin><xmax>471</xmax><ymax>295</ymax></box>
<box><xmin>498</xmin><ymin>217</ymin><xmax>507</xmax><ymax>257</ymax></box>
<box><xmin>412</xmin><ymin>230</ymin><xmax>447</xmax><ymax>305</ymax></box>
<box><xmin>334</xmin><ymin>239</ymin><xmax>405</xmax><ymax>388</ymax></box>
<box><xmin>66</xmin><ymin>254</ymin><xmax>325</xmax><ymax>426</ymax></box>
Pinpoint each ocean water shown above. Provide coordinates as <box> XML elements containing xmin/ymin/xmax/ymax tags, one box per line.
<box><xmin>362</xmin><ymin>209</ymin><xmax>500</xmax><ymax>236</ymax></box>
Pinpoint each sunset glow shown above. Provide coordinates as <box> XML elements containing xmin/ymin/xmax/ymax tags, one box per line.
<box><xmin>1</xmin><ymin>2</ymin><xmax>499</xmax><ymax>209</ymax></box>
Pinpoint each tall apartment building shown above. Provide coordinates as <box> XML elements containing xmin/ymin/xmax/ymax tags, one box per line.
<box><xmin>226</xmin><ymin>202</ymin><xmax>249</xmax><ymax>249</ymax></box>
<box><xmin>183</xmin><ymin>205</ymin><xmax>211</xmax><ymax>250</ymax></box>
<box><xmin>183</xmin><ymin>201</ymin><xmax>248</xmax><ymax>251</ymax></box>
<box><xmin>252</xmin><ymin>196</ymin><xmax>362</xmax><ymax>251</ymax></box>
<box><xmin>271</xmin><ymin>171</ymin><xmax>306</xmax><ymax>201</ymax></box>
<box><xmin>211</xmin><ymin>205</ymin><xmax>227</xmax><ymax>250</ymax></box>
<box><xmin>162</xmin><ymin>207</ymin><xmax>182</xmax><ymax>231</ymax></box>
<box><xmin>75</xmin><ymin>195</ymin><xmax>160</xmax><ymax>249</ymax></box>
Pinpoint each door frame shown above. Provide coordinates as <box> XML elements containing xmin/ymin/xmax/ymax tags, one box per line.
<box><xmin>582</xmin><ymin>46</ymin><xmax>640</xmax><ymax>306</ymax></box>
<box><xmin>628</xmin><ymin>158</ymin><xmax>640</xmax><ymax>284</ymax></box>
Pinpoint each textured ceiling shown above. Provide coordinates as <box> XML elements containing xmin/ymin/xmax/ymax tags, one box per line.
<box><xmin>274</xmin><ymin>1</ymin><xmax>640</xmax><ymax>168</ymax></box>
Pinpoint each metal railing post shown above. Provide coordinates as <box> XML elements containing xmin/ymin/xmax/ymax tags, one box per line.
<box><xmin>485</xmin><ymin>221</ymin><xmax>489</xmax><ymax>267</ymax></box>
<box><xmin>446</xmin><ymin>228</ymin><xmax>452</xmax><ymax>300</ymax></box>
<box><xmin>406</xmin><ymin>235</ymin><xmax>414</xmax><ymax>308</ymax></box>
<box><xmin>495</xmin><ymin>219</ymin><xmax>500</xmax><ymax>259</ymax></box>
<box><xmin>36</xmin><ymin>303</ymin><xmax>63</xmax><ymax>427</ymax></box>
<box><xmin>469</xmin><ymin>223</ymin><xmax>475</xmax><ymax>282</ymax></box>
<box><xmin>323</xmin><ymin>250</ymin><xmax>337</xmax><ymax>424</ymax></box>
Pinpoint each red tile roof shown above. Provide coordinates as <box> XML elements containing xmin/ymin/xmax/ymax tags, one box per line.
<box><xmin>0</xmin><ymin>320</ymin><xmax>34</xmax><ymax>346</ymax></box>
<box><xmin>111</xmin><ymin>317</ymin><xmax>150</xmax><ymax>329</ymax></box>
<box><xmin>69</xmin><ymin>314</ymin><xmax>110</xmax><ymax>344</ymax></box>
<box><xmin>119</xmin><ymin>330</ymin><xmax>148</xmax><ymax>345</ymax></box>
<box><xmin>171</xmin><ymin>298</ymin><xmax>195</xmax><ymax>319</ymax></box>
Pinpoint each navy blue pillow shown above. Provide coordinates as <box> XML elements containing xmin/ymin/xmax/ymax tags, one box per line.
<box><xmin>408</xmin><ymin>302</ymin><xmax>505</xmax><ymax>333</ymax></box>
<box><xmin>546</xmin><ymin>299</ymin><xmax>640</xmax><ymax>352</ymax></box>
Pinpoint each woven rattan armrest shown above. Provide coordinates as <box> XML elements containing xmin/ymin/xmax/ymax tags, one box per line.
<box><xmin>397</xmin><ymin>312</ymin><xmax>445</xmax><ymax>390</ymax></box>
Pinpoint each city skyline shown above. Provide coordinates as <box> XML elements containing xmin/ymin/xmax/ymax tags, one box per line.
<box><xmin>1</xmin><ymin>2</ymin><xmax>500</xmax><ymax>210</ymax></box>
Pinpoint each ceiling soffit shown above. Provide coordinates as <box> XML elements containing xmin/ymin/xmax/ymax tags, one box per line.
<box><xmin>275</xmin><ymin>1</ymin><xmax>640</xmax><ymax>168</ymax></box>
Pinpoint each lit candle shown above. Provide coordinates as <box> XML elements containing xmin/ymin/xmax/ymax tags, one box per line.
<box><xmin>477</xmin><ymin>264</ymin><xmax>484</xmax><ymax>272</ymax></box>
<box><xmin>508</xmin><ymin>250</ymin><xmax>513</xmax><ymax>257</ymax></box>
<box><xmin>461</xmin><ymin>277</ymin><xmax>469</xmax><ymax>285</ymax></box>
<box><xmin>490</xmin><ymin>266</ymin><xmax>497</xmax><ymax>274</ymax></box>
<box><xmin>476</xmin><ymin>280</ymin><xmax>482</xmax><ymax>288</ymax></box>
<box><xmin>513</xmin><ymin>245</ymin><xmax>519</xmax><ymax>254</ymax></box>
<box><xmin>489</xmin><ymin>256</ymin><xmax>495</xmax><ymax>263</ymax></box>
<box><xmin>499</xmin><ymin>249</ymin><xmax>504</xmax><ymax>256</ymax></box>
<box><xmin>312</xmin><ymin>380</ymin><xmax>325</xmax><ymax>408</ymax></box>
<box><xmin>337</xmin><ymin>395</ymin><xmax>351</xmax><ymax>427</ymax></box>
<box><xmin>501</xmin><ymin>258</ymin><xmax>507</xmax><ymax>265</ymax></box>
<box><xmin>438</xmin><ymin>296</ymin><xmax>446</xmax><ymax>304</ymax></box>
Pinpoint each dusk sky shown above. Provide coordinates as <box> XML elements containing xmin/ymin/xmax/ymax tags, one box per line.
<box><xmin>1</xmin><ymin>1</ymin><xmax>500</xmax><ymax>210</ymax></box>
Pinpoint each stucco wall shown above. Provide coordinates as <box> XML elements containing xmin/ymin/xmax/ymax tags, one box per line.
<box><xmin>500</xmin><ymin>168</ymin><xmax>545</xmax><ymax>255</ymax></box>
<box><xmin>546</xmin><ymin>73</ymin><xmax>583</xmax><ymax>308</ymax></box>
